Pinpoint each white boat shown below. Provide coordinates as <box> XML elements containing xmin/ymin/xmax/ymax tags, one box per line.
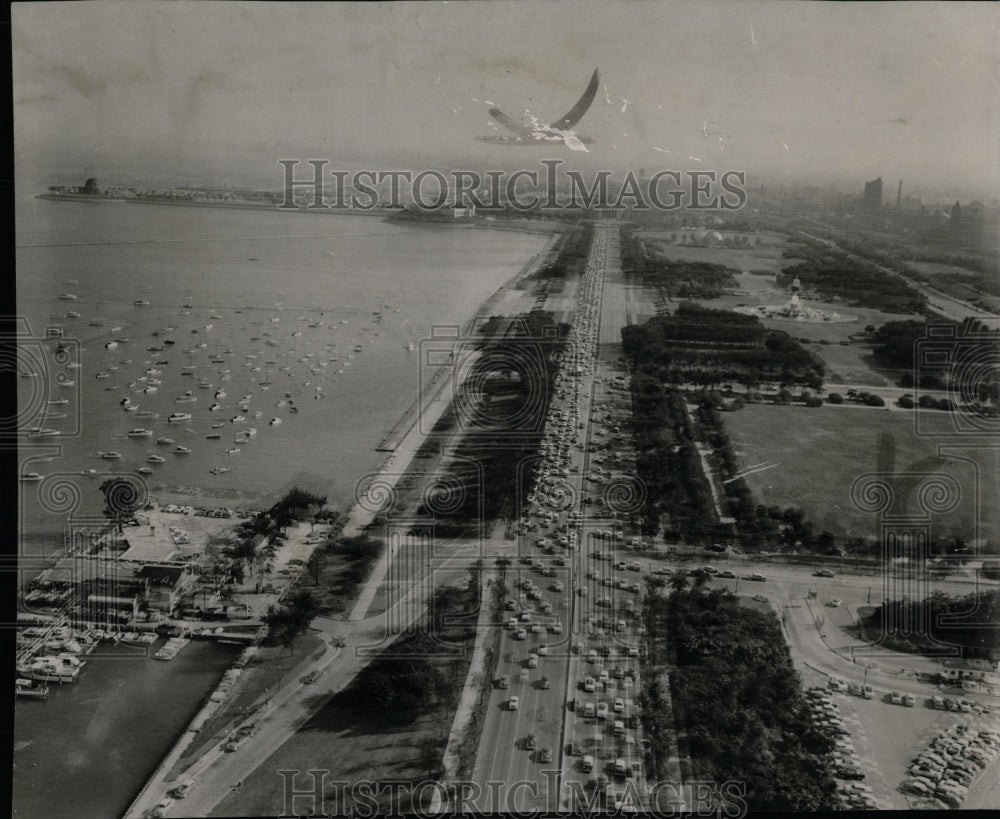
<box><xmin>226</xmin><ymin>447</ymin><xmax>240</xmax><ymax>454</ymax></box>
<box><xmin>209</xmin><ymin>467</ymin><xmax>231</xmax><ymax>475</ymax></box>
<box><xmin>65</xmin><ymin>310</ymin><xmax>81</xmax><ymax>318</ymax></box>
<box><xmin>134</xmin><ymin>299</ymin><xmax>150</xmax><ymax>306</ymax></box>
<box><xmin>230</xmin><ymin>415</ymin><xmax>245</xmax><ymax>424</ymax></box>
<box><xmin>100</xmin><ymin>451</ymin><xmax>122</xmax><ymax>460</ymax></box>
<box><xmin>136</xmin><ymin>411</ymin><xmax>159</xmax><ymax>419</ymax></box>
<box><xmin>105</xmin><ymin>341</ymin><xmax>118</xmax><ymax>350</ymax></box>
<box><xmin>175</xmin><ymin>392</ymin><xmax>197</xmax><ymax>403</ymax></box>
<box><xmin>269</xmin><ymin>417</ymin><xmax>282</xmax><ymax>426</ymax></box>
<box><xmin>155</xmin><ymin>437</ymin><xmax>174</xmax><ymax>445</ymax></box>
<box><xmin>48</xmin><ymin>398</ymin><xmax>69</xmax><ymax>405</ymax></box>
<box><xmin>209</xmin><ymin>403</ymin><xmax>222</xmax><ymax>412</ymax></box>
<box><xmin>168</xmin><ymin>413</ymin><xmax>192</xmax><ymax>423</ymax></box>
<box><xmin>25</xmin><ymin>658</ymin><xmax>79</xmax><ymax>683</ymax></box>
<box><xmin>138</xmin><ymin>467</ymin><xmax>153</xmax><ymax>475</ymax></box>
<box><xmin>146</xmin><ymin>454</ymin><xmax>166</xmax><ymax>463</ymax></box>
<box><xmin>95</xmin><ymin>371</ymin><xmax>110</xmax><ymax>379</ymax></box>
<box><xmin>143</xmin><ymin>386</ymin><xmax>158</xmax><ymax>393</ymax></box>
<box><xmin>58</xmin><ymin>293</ymin><xmax>79</xmax><ymax>301</ymax></box>
<box><xmin>214</xmin><ymin>389</ymin><xmax>227</xmax><ymax>399</ymax></box>
<box><xmin>27</xmin><ymin>427</ymin><xmax>61</xmax><ymax>439</ymax></box>
<box><xmin>127</xmin><ymin>428</ymin><xmax>153</xmax><ymax>438</ymax></box>
<box><xmin>20</xmin><ymin>472</ymin><xmax>44</xmax><ymax>482</ymax></box>
<box><xmin>173</xmin><ymin>445</ymin><xmax>191</xmax><ymax>454</ymax></box>
<box><xmin>58</xmin><ymin>379</ymin><xmax>76</xmax><ymax>387</ymax></box>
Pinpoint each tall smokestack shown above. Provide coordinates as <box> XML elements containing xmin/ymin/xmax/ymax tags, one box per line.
<box><xmin>896</xmin><ymin>179</ymin><xmax>902</xmax><ymax>211</ymax></box>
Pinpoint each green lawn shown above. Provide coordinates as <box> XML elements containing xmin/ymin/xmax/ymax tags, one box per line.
<box><xmin>724</xmin><ymin>404</ymin><xmax>998</xmax><ymax>543</ymax></box>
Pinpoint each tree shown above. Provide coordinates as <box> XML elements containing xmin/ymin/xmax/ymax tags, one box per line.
<box><xmin>266</xmin><ymin>589</ymin><xmax>320</xmax><ymax>654</ymax></box>
<box><xmin>668</xmin><ymin>570</ymin><xmax>690</xmax><ymax>595</ymax></box>
<box><xmin>98</xmin><ymin>477</ymin><xmax>145</xmax><ymax>534</ymax></box>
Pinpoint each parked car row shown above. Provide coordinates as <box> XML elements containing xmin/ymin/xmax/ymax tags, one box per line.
<box><xmin>901</xmin><ymin>723</ymin><xmax>1000</xmax><ymax>807</ymax></box>
<box><xmin>805</xmin><ymin>687</ymin><xmax>869</xmax><ymax>798</ymax></box>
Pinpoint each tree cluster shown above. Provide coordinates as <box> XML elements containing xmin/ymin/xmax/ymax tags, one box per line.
<box><xmin>780</xmin><ymin>238</ymin><xmax>925</xmax><ymax>312</ymax></box>
<box><xmin>862</xmin><ymin>589</ymin><xmax>1000</xmax><ymax>662</ymax></box>
<box><xmin>643</xmin><ymin>587</ymin><xmax>840</xmax><ymax>811</ymax></box>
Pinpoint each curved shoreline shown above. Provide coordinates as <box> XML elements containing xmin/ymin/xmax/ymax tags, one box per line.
<box><xmin>341</xmin><ymin>229</ymin><xmax>562</xmax><ymax>538</ymax></box>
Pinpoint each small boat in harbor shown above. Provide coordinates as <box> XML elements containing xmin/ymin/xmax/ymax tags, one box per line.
<box><xmin>146</xmin><ymin>454</ymin><xmax>166</xmax><ymax>463</ymax></box>
<box><xmin>15</xmin><ymin>678</ymin><xmax>49</xmax><ymax>700</ymax></box>
<box><xmin>20</xmin><ymin>473</ymin><xmax>44</xmax><ymax>482</ymax></box>
<box><xmin>58</xmin><ymin>293</ymin><xmax>79</xmax><ymax>301</ymax></box>
<box><xmin>100</xmin><ymin>451</ymin><xmax>122</xmax><ymax>460</ymax></box>
<box><xmin>48</xmin><ymin>398</ymin><xmax>69</xmax><ymax>405</ymax></box>
<box><xmin>138</xmin><ymin>467</ymin><xmax>153</xmax><ymax>475</ymax></box>
<box><xmin>155</xmin><ymin>437</ymin><xmax>174</xmax><ymax>445</ymax></box>
<box><xmin>65</xmin><ymin>310</ymin><xmax>80</xmax><ymax>319</ymax></box>
<box><xmin>206</xmin><ymin>433</ymin><xmax>221</xmax><ymax>440</ymax></box>
<box><xmin>27</xmin><ymin>427</ymin><xmax>61</xmax><ymax>439</ymax></box>
<box><xmin>209</xmin><ymin>466</ymin><xmax>230</xmax><ymax>475</ymax></box>
<box><xmin>175</xmin><ymin>391</ymin><xmax>197</xmax><ymax>403</ymax></box>
<box><xmin>168</xmin><ymin>412</ymin><xmax>192</xmax><ymax>423</ymax></box>
<box><xmin>269</xmin><ymin>417</ymin><xmax>282</xmax><ymax>426</ymax></box>
<box><xmin>172</xmin><ymin>445</ymin><xmax>191</xmax><ymax>455</ymax></box>
<box><xmin>134</xmin><ymin>299</ymin><xmax>150</xmax><ymax>306</ymax></box>
<box><xmin>127</xmin><ymin>428</ymin><xmax>153</xmax><ymax>438</ymax></box>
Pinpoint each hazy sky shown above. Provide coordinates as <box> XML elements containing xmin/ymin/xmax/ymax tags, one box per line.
<box><xmin>13</xmin><ymin>1</ymin><xmax>1000</xmax><ymax>198</ymax></box>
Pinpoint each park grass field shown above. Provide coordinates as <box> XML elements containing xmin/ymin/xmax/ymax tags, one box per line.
<box><xmin>724</xmin><ymin>404</ymin><xmax>999</xmax><ymax>544</ymax></box>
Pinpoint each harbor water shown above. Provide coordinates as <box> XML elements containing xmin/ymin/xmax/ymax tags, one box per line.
<box><xmin>13</xmin><ymin>193</ymin><xmax>550</xmax><ymax>818</ymax></box>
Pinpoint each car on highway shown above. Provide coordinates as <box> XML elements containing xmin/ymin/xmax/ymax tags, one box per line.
<box><xmin>300</xmin><ymin>670</ymin><xmax>320</xmax><ymax>685</ymax></box>
<box><xmin>540</xmin><ymin>676</ymin><xmax>551</xmax><ymax>690</ymax></box>
<box><xmin>862</xmin><ymin>684</ymin><xmax>874</xmax><ymax>699</ymax></box>
<box><xmin>497</xmin><ymin>675</ymin><xmax>509</xmax><ymax>689</ymax></box>
<box><xmin>717</xmin><ymin>570</ymin><xmax>737</xmax><ymax>579</ymax></box>
<box><xmin>581</xmin><ymin>755</ymin><xmax>594</xmax><ymax>773</ymax></box>
<box><xmin>828</xmin><ymin>676</ymin><xmax>849</xmax><ymax>692</ymax></box>
<box><xmin>167</xmin><ymin>781</ymin><xmax>194</xmax><ymax>799</ymax></box>
<box><xmin>538</xmin><ymin>746</ymin><xmax>553</xmax><ymax>763</ymax></box>
<box><xmin>890</xmin><ymin>690</ymin><xmax>902</xmax><ymax>704</ymax></box>
<box><xmin>524</xmin><ymin>733</ymin><xmax>537</xmax><ymax>750</ymax></box>
<box><xmin>149</xmin><ymin>798</ymin><xmax>175</xmax><ymax>818</ymax></box>
<box><xmin>528</xmin><ymin>653</ymin><xmax>539</xmax><ymax>668</ymax></box>
<box><xmin>509</xmin><ymin>696</ymin><xmax>520</xmax><ymax>710</ymax></box>
<box><xmin>746</xmin><ymin>573</ymin><xmax>767</xmax><ymax>582</ymax></box>
<box><xmin>827</xmin><ymin>599</ymin><xmax>842</xmax><ymax>607</ymax></box>
<box><xmin>814</xmin><ymin>569</ymin><xmax>836</xmax><ymax>578</ymax></box>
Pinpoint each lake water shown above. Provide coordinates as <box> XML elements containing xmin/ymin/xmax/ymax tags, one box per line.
<box><xmin>13</xmin><ymin>195</ymin><xmax>549</xmax><ymax>818</ymax></box>
<box><xmin>16</xmin><ymin>196</ymin><xmax>549</xmax><ymax>546</ymax></box>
